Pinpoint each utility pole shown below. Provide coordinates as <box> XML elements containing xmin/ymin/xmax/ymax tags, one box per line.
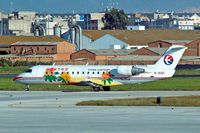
<box><xmin>0</xmin><ymin>12</ymin><xmax>3</xmax><ymax>36</ymax></box>
<box><xmin>11</xmin><ymin>0</ymin><xmax>13</xmax><ymax>13</ymax></box>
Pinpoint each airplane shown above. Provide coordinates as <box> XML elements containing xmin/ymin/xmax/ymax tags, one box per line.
<box><xmin>13</xmin><ymin>45</ymin><xmax>187</xmax><ymax>91</ymax></box>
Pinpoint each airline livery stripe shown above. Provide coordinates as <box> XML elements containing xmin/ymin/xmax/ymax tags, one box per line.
<box><xmin>15</xmin><ymin>76</ymin><xmax>166</xmax><ymax>80</ymax></box>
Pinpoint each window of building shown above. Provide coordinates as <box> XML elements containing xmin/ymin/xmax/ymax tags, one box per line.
<box><xmin>37</xmin><ymin>47</ymin><xmax>39</xmax><ymax>51</ymax></box>
<box><xmin>52</xmin><ymin>48</ymin><xmax>54</xmax><ymax>51</ymax></box>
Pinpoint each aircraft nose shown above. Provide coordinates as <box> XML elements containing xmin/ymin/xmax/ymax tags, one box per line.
<box><xmin>13</xmin><ymin>76</ymin><xmax>22</xmax><ymax>81</ymax></box>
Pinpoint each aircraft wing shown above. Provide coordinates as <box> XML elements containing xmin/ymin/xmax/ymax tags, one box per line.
<box><xmin>85</xmin><ymin>78</ymin><xmax>122</xmax><ymax>87</ymax></box>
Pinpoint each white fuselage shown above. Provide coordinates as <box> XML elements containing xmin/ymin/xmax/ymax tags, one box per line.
<box><xmin>13</xmin><ymin>45</ymin><xmax>187</xmax><ymax>91</ymax></box>
<box><xmin>14</xmin><ymin>65</ymin><xmax>175</xmax><ymax>86</ymax></box>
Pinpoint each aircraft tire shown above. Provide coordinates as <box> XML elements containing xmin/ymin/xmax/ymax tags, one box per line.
<box><xmin>93</xmin><ymin>87</ymin><xmax>100</xmax><ymax>92</ymax></box>
<box><xmin>103</xmin><ymin>86</ymin><xmax>110</xmax><ymax>91</ymax></box>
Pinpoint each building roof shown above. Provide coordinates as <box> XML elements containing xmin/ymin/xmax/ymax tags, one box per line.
<box><xmin>182</xmin><ymin>56</ymin><xmax>200</xmax><ymax>62</ymax></box>
<box><xmin>111</xmin><ymin>55</ymin><xmax>160</xmax><ymax>61</ymax></box>
<box><xmin>11</xmin><ymin>42</ymin><xmax>60</xmax><ymax>46</ymax></box>
<box><xmin>159</xmin><ymin>40</ymin><xmax>193</xmax><ymax>44</ymax></box>
<box><xmin>147</xmin><ymin>47</ymin><xmax>168</xmax><ymax>55</ymax></box>
<box><xmin>111</xmin><ymin>55</ymin><xmax>198</xmax><ymax>62</ymax></box>
<box><xmin>76</xmin><ymin>47</ymin><xmax>168</xmax><ymax>57</ymax></box>
<box><xmin>0</xmin><ymin>44</ymin><xmax>10</xmax><ymax>48</ymax></box>
<box><xmin>90</xmin><ymin>49</ymin><xmax>136</xmax><ymax>56</ymax></box>
<box><xmin>0</xmin><ymin>54</ymin><xmax>55</xmax><ymax>58</ymax></box>
<box><xmin>83</xmin><ymin>30</ymin><xmax>200</xmax><ymax>45</ymax></box>
<box><xmin>0</xmin><ymin>36</ymin><xmax>64</xmax><ymax>44</ymax></box>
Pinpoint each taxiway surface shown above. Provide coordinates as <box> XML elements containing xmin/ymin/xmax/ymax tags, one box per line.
<box><xmin>0</xmin><ymin>91</ymin><xmax>200</xmax><ymax>133</ymax></box>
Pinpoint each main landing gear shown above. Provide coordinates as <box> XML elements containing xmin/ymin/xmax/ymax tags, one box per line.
<box><xmin>92</xmin><ymin>86</ymin><xmax>111</xmax><ymax>92</ymax></box>
<box><xmin>102</xmin><ymin>86</ymin><xmax>110</xmax><ymax>91</ymax></box>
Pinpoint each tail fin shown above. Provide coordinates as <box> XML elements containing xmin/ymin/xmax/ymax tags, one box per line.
<box><xmin>153</xmin><ymin>45</ymin><xmax>187</xmax><ymax>70</ymax></box>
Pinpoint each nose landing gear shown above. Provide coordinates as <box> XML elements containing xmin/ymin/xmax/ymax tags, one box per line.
<box><xmin>25</xmin><ymin>84</ymin><xmax>30</xmax><ymax>91</ymax></box>
<box><xmin>92</xmin><ymin>86</ymin><xmax>100</xmax><ymax>92</ymax></box>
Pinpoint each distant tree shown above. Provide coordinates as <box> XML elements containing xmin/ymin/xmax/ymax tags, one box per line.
<box><xmin>102</xmin><ymin>8</ymin><xmax>128</xmax><ymax>30</ymax></box>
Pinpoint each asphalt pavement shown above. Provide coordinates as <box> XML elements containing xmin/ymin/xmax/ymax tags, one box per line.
<box><xmin>0</xmin><ymin>91</ymin><xmax>200</xmax><ymax>133</ymax></box>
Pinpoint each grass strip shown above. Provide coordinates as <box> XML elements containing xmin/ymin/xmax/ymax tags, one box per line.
<box><xmin>0</xmin><ymin>77</ymin><xmax>90</xmax><ymax>91</ymax></box>
<box><xmin>0</xmin><ymin>77</ymin><xmax>199</xmax><ymax>91</ymax></box>
<box><xmin>0</xmin><ymin>66</ymin><xmax>29</xmax><ymax>74</ymax></box>
<box><xmin>77</xmin><ymin>96</ymin><xmax>200</xmax><ymax>106</ymax></box>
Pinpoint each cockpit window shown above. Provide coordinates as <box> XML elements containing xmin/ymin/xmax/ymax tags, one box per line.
<box><xmin>25</xmin><ymin>69</ymin><xmax>32</xmax><ymax>73</ymax></box>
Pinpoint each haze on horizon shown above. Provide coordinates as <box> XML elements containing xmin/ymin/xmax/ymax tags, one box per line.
<box><xmin>0</xmin><ymin>0</ymin><xmax>200</xmax><ymax>13</ymax></box>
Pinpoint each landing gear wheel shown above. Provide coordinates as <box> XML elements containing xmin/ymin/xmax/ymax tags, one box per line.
<box><xmin>92</xmin><ymin>87</ymin><xmax>100</xmax><ymax>92</ymax></box>
<box><xmin>25</xmin><ymin>84</ymin><xmax>30</xmax><ymax>91</ymax></box>
<box><xmin>103</xmin><ymin>86</ymin><xmax>110</xmax><ymax>91</ymax></box>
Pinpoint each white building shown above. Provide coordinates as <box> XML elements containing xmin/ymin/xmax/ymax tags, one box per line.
<box><xmin>190</xmin><ymin>14</ymin><xmax>200</xmax><ymax>26</ymax></box>
<box><xmin>90</xmin><ymin>13</ymin><xmax>105</xmax><ymax>30</ymax></box>
<box><xmin>173</xmin><ymin>19</ymin><xmax>194</xmax><ymax>30</ymax></box>
<box><xmin>154</xmin><ymin>12</ymin><xmax>164</xmax><ymax>20</ymax></box>
<box><xmin>162</xmin><ymin>14</ymin><xmax>170</xmax><ymax>19</ymax></box>
<box><xmin>76</xmin><ymin>13</ymin><xmax>105</xmax><ymax>30</ymax></box>
<box><xmin>8</xmin><ymin>11</ymin><xmax>36</xmax><ymax>36</ymax></box>
<box><xmin>18</xmin><ymin>11</ymin><xmax>36</xmax><ymax>21</ymax></box>
<box><xmin>34</xmin><ymin>15</ymin><xmax>69</xmax><ymax>36</ymax></box>
<box><xmin>126</xmin><ymin>25</ymin><xmax>145</xmax><ymax>30</ymax></box>
<box><xmin>9</xmin><ymin>19</ymin><xmax>33</xmax><ymax>35</ymax></box>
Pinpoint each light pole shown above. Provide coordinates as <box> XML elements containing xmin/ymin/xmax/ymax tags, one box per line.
<box><xmin>0</xmin><ymin>11</ymin><xmax>3</xmax><ymax>36</ymax></box>
<box><xmin>10</xmin><ymin>0</ymin><xmax>13</xmax><ymax>13</ymax></box>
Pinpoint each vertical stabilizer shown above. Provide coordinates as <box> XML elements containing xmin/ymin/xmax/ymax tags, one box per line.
<box><xmin>153</xmin><ymin>45</ymin><xmax>187</xmax><ymax>70</ymax></box>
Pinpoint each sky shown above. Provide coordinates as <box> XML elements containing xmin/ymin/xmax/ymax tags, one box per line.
<box><xmin>0</xmin><ymin>0</ymin><xmax>200</xmax><ymax>13</ymax></box>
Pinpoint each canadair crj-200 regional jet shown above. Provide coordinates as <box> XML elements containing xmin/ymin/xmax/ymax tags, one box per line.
<box><xmin>14</xmin><ymin>45</ymin><xmax>187</xmax><ymax>91</ymax></box>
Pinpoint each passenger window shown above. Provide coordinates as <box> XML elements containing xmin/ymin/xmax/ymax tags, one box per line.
<box><xmin>97</xmin><ymin>72</ymin><xmax>100</xmax><ymax>74</ymax></box>
<box><xmin>25</xmin><ymin>69</ymin><xmax>32</xmax><ymax>73</ymax></box>
<box><xmin>72</xmin><ymin>72</ymin><xmax>74</xmax><ymax>74</ymax></box>
<box><xmin>92</xmin><ymin>72</ymin><xmax>95</xmax><ymax>74</ymax></box>
<box><xmin>82</xmin><ymin>72</ymin><xmax>84</xmax><ymax>74</ymax></box>
<box><xmin>77</xmin><ymin>72</ymin><xmax>79</xmax><ymax>74</ymax></box>
<box><xmin>67</xmin><ymin>72</ymin><xmax>69</xmax><ymax>74</ymax></box>
<box><xmin>87</xmin><ymin>72</ymin><xmax>89</xmax><ymax>74</ymax></box>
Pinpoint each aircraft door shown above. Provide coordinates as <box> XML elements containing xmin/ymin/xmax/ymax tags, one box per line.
<box><xmin>35</xmin><ymin>66</ymin><xmax>45</xmax><ymax>77</ymax></box>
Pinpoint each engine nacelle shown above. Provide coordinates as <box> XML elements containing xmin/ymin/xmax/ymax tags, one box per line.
<box><xmin>117</xmin><ymin>65</ymin><xmax>145</xmax><ymax>76</ymax></box>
